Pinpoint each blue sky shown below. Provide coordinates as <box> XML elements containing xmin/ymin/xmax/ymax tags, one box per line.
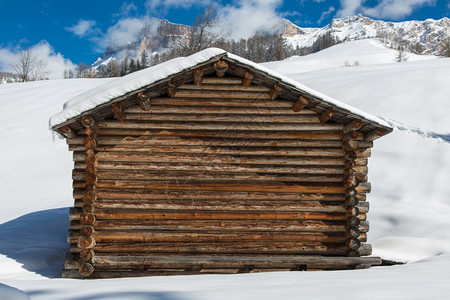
<box><xmin>0</xmin><ymin>0</ymin><xmax>448</xmax><ymax>72</ymax></box>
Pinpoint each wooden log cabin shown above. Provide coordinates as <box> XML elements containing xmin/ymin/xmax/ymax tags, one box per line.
<box><xmin>49</xmin><ymin>48</ymin><xmax>392</xmax><ymax>278</ymax></box>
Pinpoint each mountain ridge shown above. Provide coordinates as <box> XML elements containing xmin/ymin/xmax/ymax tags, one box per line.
<box><xmin>92</xmin><ymin>14</ymin><xmax>449</xmax><ymax>70</ymax></box>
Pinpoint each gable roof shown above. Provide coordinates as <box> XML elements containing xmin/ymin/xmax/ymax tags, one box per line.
<box><xmin>49</xmin><ymin>48</ymin><xmax>392</xmax><ymax>134</ymax></box>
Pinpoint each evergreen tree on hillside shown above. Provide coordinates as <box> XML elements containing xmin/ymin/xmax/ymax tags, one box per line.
<box><xmin>140</xmin><ymin>50</ymin><xmax>149</xmax><ymax>69</ymax></box>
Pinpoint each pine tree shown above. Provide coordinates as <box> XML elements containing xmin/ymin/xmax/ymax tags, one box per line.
<box><xmin>140</xmin><ymin>50</ymin><xmax>149</xmax><ymax>69</ymax></box>
<box><xmin>120</xmin><ymin>57</ymin><xmax>129</xmax><ymax>76</ymax></box>
<box><xmin>128</xmin><ymin>58</ymin><xmax>136</xmax><ymax>73</ymax></box>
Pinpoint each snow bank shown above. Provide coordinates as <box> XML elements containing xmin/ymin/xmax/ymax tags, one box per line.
<box><xmin>0</xmin><ymin>283</ymin><xmax>29</xmax><ymax>300</ymax></box>
<box><xmin>264</xmin><ymin>39</ymin><xmax>437</xmax><ymax>75</ymax></box>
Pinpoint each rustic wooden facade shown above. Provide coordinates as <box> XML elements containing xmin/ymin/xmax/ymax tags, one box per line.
<box><xmin>50</xmin><ymin>49</ymin><xmax>392</xmax><ymax>278</ymax></box>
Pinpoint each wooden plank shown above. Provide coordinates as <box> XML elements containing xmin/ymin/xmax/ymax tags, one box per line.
<box><xmin>150</xmin><ymin>98</ymin><xmax>290</xmax><ymax>107</ymax></box>
<box><xmin>73</xmin><ymin>189</ymin><xmax>346</xmax><ymax>202</ymax></box>
<box><xmin>94</xmin><ymin>181</ymin><xmax>346</xmax><ymax>194</ymax></box>
<box><xmin>74</xmin><ymin>152</ymin><xmax>345</xmax><ymax>166</ymax></box>
<box><xmin>91</xmin><ymin>255</ymin><xmax>382</xmax><ymax>269</ymax></box>
<box><xmin>86</xmin><ymin>170</ymin><xmax>344</xmax><ymax>183</ymax></box>
<box><xmin>68</xmin><ymin>136</ymin><xmax>343</xmax><ymax>148</ymax></box>
<box><xmin>82</xmin><ymin>231</ymin><xmax>348</xmax><ymax>243</ymax></box>
<box><xmin>92</xmin><ymin>129</ymin><xmax>344</xmax><ymax>140</ymax></box>
<box><xmin>75</xmin><ymin>219</ymin><xmax>347</xmax><ymax>232</ymax></box>
<box><xmin>97</xmin><ymin>121</ymin><xmax>344</xmax><ymax>132</ymax></box>
<box><xmin>177</xmin><ymin>84</ymin><xmax>268</xmax><ymax>92</ymax></box>
<box><xmin>92</xmin><ymin>241</ymin><xmax>348</xmax><ymax>255</ymax></box>
<box><xmin>76</xmin><ymin>199</ymin><xmax>346</xmax><ymax>213</ymax></box>
<box><xmin>202</xmin><ymin>77</ymin><xmax>243</xmax><ymax>84</ymax></box>
<box><xmin>173</xmin><ymin>90</ymin><xmax>271</xmax><ymax>100</ymax></box>
<box><xmin>80</xmin><ymin>162</ymin><xmax>346</xmax><ymax>176</ymax></box>
<box><xmin>90</xmin><ymin>210</ymin><xmax>346</xmax><ymax>221</ymax></box>
<box><xmin>124</xmin><ymin>105</ymin><xmax>310</xmax><ymax>115</ymax></box>
<box><xmin>124</xmin><ymin>113</ymin><xmax>321</xmax><ymax>123</ymax></box>
<box><xmin>72</xmin><ymin>145</ymin><xmax>345</xmax><ymax>157</ymax></box>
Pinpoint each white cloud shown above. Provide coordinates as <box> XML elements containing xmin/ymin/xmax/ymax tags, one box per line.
<box><xmin>145</xmin><ymin>0</ymin><xmax>213</xmax><ymax>13</ymax></box>
<box><xmin>118</xmin><ymin>2</ymin><xmax>138</xmax><ymax>17</ymax></box>
<box><xmin>216</xmin><ymin>0</ymin><xmax>284</xmax><ymax>40</ymax></box>
<box><xmin>0</xmin><ymin>41</ymin><xmax>76</xmax><ymax>79</ymax></box>
<box><xmin>336</xmin><ymin>0</ymin><xmax>436</xmax><ymax>19</ymax></box>
<box><xmin>336</xmin><ymin>0</ymin><xmax>364</xmax><ymax>17</ymax></box>
<box><xmin>318</xmin><ymin>6</ymin><xmax>336</xmax><ymax>24</ymax></box>
<box><xmin>362</xmin><ymin>0</ymin><xmax>436</xmax><ymax>19</ymax></box>
<box><xmin>93</xmin><ymin>17</ymin><xmax>152</xmax><ymax>51</ymax></box>
<box><xmin>65</xmin><ymin>19</ymin><xmax>97</xmax><ymax>37</ymax></box>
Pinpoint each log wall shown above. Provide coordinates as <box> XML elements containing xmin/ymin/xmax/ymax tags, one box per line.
<box><xmin>63</xmin><ymin>76</ymin><xmax>378</xmax><ymax>278</ymax></box>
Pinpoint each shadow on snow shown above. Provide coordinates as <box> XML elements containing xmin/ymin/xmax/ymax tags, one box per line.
<box><xmin>0</xmin><ymin>207</ymin><xmax>70</xmax><ymax>278</ymax></box>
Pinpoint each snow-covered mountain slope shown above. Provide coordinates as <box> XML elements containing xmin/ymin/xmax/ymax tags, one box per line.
<box><xmin>1</xmin><ymin>41</ymin><xmax>450</xmax><ymax>298</ymax></box>
<box><xmin>284</xmin><ymin>15</ymin><xmax>450</xmax><ymax>55</ymax></box>
<box><xmin>264</xmin><ymin>38</ymin><xmax>437</xmax><ymax>74</ymax></box>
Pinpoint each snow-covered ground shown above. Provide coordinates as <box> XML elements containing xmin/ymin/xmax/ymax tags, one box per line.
<box><xmin>1</xmin><ymin>39</ymin><xmax>450</xmax><ymax>299</ymax></box>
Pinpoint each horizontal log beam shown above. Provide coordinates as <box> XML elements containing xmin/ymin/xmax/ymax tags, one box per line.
<box><xmin>90</xmin><ymin>129</ymin><xmax>344</xmax><ymax>140</ymax></box>
<box><xmin>73</xmin><ymin>145</ymin><xmax>345</xmax><ymax>157</ymax></box>
<box><xmin>202</xmin><ymin>77</ymin><xmax>243</xmax><ymax>84</ymax></box>
<box><xmin>76</xmin><ymin>162</ymin><xmax>346</xmax><ymax>176</ymax></box>
<box><xmin>91</xmin><ymin>255</ymin><xmax>381</xmax><ymax>269</ymax></box>
<box><xmin>73</xmin><ymin>189</ymin><xmax>346</xmax><ymax>202</ymax></box>
<box><xmin>92</xmin><ymin>241</ymin><xmax>348</xmax><ymax>255</ymax></box>
<box><xmin>178</xmin><ymin>83</ymin><xmax>270</xmax><ymax>93</ymax></box>
<box><xmin>82</xmin><ymin>170</ymin><xmax>343</xmax><ymax>184</ymax></box>
<box><xmin>124</xmin><ymin>104</ymin><xmax>308</xmax><ymax>114</ymax></box>
<box><xmin>123</xmin><ymin>113</ymin><xmax>322</xmax><ymax>124</ymax></box>
<box><xmin>74</xmin><ymin>219</ymin><xmax>347</xmax><ymax>232</ymax></box>
<box><xmin>96</xmin><ymin>121</ymin><xmax>343</xmax><ymax>132</ymax></box>
<box><xmin>73</xmin><ymin>152</ymin><xmax>346</xmax><ymax>166</ymax></box>
<box><xmin>86</xmin><ymin>209</ymin><xmax>347</xmax><ymax>222</ymax></box>
<box><xmin>94</xmin><ymin>181</ymin><xmax>346</xmax><ymax>194</ymax></box>
<box><xmin>82</xmin><ymin>231</ymin><xmax>349</xmax><ymax>243</ymax></box>
<box><xmin>68</xmin><ymin>136</ymin><xmax>344</xmax><ymax>148</ymax></box>
<box><xmin>76</xmin><ymin>199</ymin><xmax>345</xmax><ymax>213</ymax></box>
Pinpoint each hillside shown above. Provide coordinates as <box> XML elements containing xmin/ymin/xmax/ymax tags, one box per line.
<box><xmin>1</xmin><ymin>40</ymin><xmax>450</xmax><ymax>299</ymax></box>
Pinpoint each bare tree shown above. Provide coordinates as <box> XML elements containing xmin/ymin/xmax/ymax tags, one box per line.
<box><xmin>395</xmin><ymin>45</ymin><xmax>408</xmax><ymax>62</ymax></box>
<box><xmin>443</xmin><ymin>38</ymin><xmax>450</xmax><ymax>57</ymax></box>
<box><xmin>11</xmin><ymin>49</ymin><xmax>49</xmax><ymax>82</ymax></box>
<box><xmin>179</xmin><ymin>5</ymin><xmax>223</xmax><ymax>56</ymax></box>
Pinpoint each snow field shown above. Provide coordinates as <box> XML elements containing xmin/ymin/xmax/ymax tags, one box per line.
<box><xmin>1</xmin><ymin>39</ymin><xmax>449</xmax><ymax>299</ymax></box>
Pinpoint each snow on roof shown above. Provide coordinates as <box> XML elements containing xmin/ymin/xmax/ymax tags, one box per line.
<box><xmin>49</xmin><ymin>48</ymin><xmax>391</xmax><ymax>130</ymax></box>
